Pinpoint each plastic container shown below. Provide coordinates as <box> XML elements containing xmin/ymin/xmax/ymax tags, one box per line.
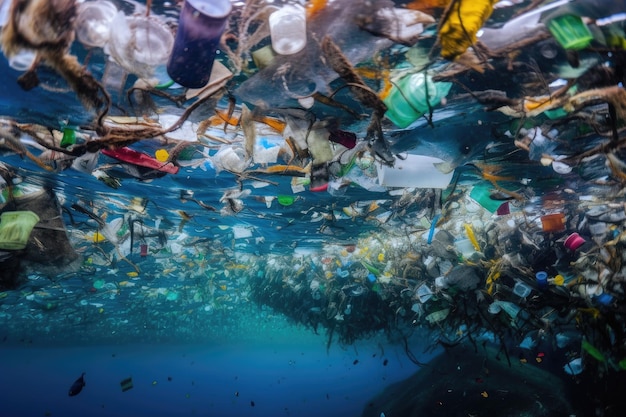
<box><xmin>540</xmin><ymin>212</ymin><xmax>565</xmax><ymax>233</ymax></box>
<box><xmin>75</xmin><ymin>0</ymin><xmax>117</xmax><ymax>48</ymax></box>
<box><xmin>383</xmin><ymin>73</ymin><xmax>452</xmax><ymax>128</ymax></box>
<box><xmin>7</xmin><ymin>49</ymin><xmax>37</xmax><ymax>71</ymax></box>
<box><xmin>107</xmin><ymin>12</ymin><xmax>173</xmax><ymax>80</ymax></box>
<box><xmin>269</xmin><ymin>5</ymin><xmax>307</xmax><ymax>55</ymax></box>
<box><xmin>547</xmin><ymin>14</ymin><xmax>593</xmax><ymax>50</ymax></box>
<box><xmin>167</xmin><ymin>0</ymin><xmax>232</xmax><ymax>88</ymax></box>
<box><xmin>0</xmin><ymin>210</ymin><xmax>41</xmax><ymax>250</ymax></box>
<box><xmin>455</xmin><ymin>238</ymin><xmax>476</xmax><ymax>259</ymax></box>
<box><xmin>513</xmin><ymin>281</ymin><xmax>532</xmax><ymax>298</ymax></box>
<box><xmin>564</xmin><ymin>232</ymin><xmax>585</xmax><ymax>251</ymax></box>
<box><xmin>535</xmin><ymin>271</ymin><xmax>548</xmax><ymax>289</ymax></box>
<box><xmin>377</xmin><ymin>154</ymin><xmax>454</xmax><ymax>188</ymax></box>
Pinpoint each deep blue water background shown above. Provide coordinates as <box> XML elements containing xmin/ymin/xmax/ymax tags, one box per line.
<box><xmin>1</xmin><ymin>332</ymin><xmax>436</xmax><ymax>417</ymax></box>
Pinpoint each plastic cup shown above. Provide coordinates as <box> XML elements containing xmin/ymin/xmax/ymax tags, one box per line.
<box><xmin>540</xmin><ymin>212</ymin><xmax>565</xmax><ymax>233</ymax></box>
<box><xmin>167</xmin><ymin>0</ymin><xmax>232</xmax><ymax>88</ymax></box>
<box><xmin>108</xmin><ymin>13</ymin><xmax>174</xmax><ymax>79</ymax></box>
<box><xmin>269</xmin><ymin>5</ymin><xmax>307</xmax><ymax>55</ymax></box>
<box><xmin>75</xmin><ymin>0</ymin><xmax>117</xmax><ymax>48</ymax></box>
<box><xmin>547</xmin><ymin>14</ymin><xmax>593</xmax><ymax>50</ymax></box>
<box><xmin>0</xmin><ymin>210</ymin><xmax>40</xmax><ymax>250</ymax></box>
<box><xmin>564</xmin><ymin>232</ymin><xmax>585</xmax><ymax>251</ymax></box>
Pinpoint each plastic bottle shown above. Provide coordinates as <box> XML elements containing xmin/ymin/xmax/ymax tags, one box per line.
<box><xmin>383</xmin><ymin>73</ymin><xmax>452</xmax><ymax>128</ymax></box>
<box><xmin>167</xmin><ymin>0</ymin><xmax>232</xmax><ymax>88</ymax></box>
<box><xmin>269</xmin><ymin>5</ymin><xmax>307</xmax><ymax>55</ymax></box>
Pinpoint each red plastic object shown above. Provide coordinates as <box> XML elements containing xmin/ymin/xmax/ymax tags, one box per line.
<box><xmin>564</xmin><ymin>232</ymin><xmax>585</xmax><ymax>251</ymax></box>
<box><xmin>329</xmin><ymin>129</ymin><xmax>357</xmax><ymax>149</ymax></box>
<box><xmin>310</xmin><ymin>183</ymin><xmax>329</xmax><ymax>192</ymax></box>
<box><xmin>496</xmin><ymin>202</ymin><xmax>510</xmax><ymax>215</ymax></box>
<box><xmin>102</xmin><ymin>147</ymin><xmax>179</xmax><ymax>174</ymax></box>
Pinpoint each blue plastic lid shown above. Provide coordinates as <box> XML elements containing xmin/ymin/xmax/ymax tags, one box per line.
<box><xmin>367</xmin><ymin>273</ymin><xmax>376</xmax><ymax>283</ymax></box>
<box><xmin>595</xmin><ymin>293</ymin><xmax>613</xmax><ymax>306</ymax></box>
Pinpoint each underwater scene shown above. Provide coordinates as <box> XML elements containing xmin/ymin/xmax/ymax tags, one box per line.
<box><xmin>2</xmin><ymin>0</ymin><xmax>626</xmax><ymax>416</ymax></box>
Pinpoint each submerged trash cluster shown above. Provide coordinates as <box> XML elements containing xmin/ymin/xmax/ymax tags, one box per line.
<box><xmin>1</xmin><ymin>0</ymin><xmax>626</xmax><ymax>392</ymax></box>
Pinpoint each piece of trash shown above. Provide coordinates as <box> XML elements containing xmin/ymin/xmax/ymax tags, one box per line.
<box><xmin>120</xmin><ymin>377</ymin><xmax>133</xmax><ymax>392</ymax></box>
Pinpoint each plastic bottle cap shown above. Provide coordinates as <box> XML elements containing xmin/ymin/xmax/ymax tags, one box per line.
<box><xmin>535</xmin><ymin>271</ymin><xmax>548</xmax><ymax>289</ymax></box>
<box><xmin>595</xmin><ymin>293</ymin><xmax>613</xmax><ymax>306</ymax></box>
<box><xmin>155</xmin><ymin>149</ymin><xmax>169</xmax><ymax>162</ymax></box>
<box><xmin>564</xmin><ymin>232</ymin><xmax>586</xmax><ymax>251</ymax></box>
<box><xmin>277</xmin><ymin>195</ymin><xmax>295</xmax><ymax>206</ymax></box>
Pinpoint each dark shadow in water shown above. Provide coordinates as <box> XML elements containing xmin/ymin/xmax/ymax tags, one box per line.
<box><xmin>362</xmin><ymin>344</ymin><xmax>582</xmax><ymax>417</ymax></box>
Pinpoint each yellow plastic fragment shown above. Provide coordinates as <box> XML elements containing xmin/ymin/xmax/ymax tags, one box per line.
<box><xmin>464</xmin><ymin>223</ymin><xmax>481</xmax><ymax>251</ymax></box>
<box><xmin>127</xmin><ymin>271</ymin><xmax>139</xmax><ymax>278</ymax></box>
<box><xmin>438</xmin><ymin>0</ymin><xmax>497</xmax><ymax>60</ymax></box>
<box><xmin>92</xmin><ymin>232</ymin><xmax>106</xmax><ymax>243</ymax></box>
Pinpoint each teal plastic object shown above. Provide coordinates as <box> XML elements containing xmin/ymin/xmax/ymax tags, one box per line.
<box><xmin>0</xmin><ymin>210</ymin><xmax>40</xmax><ymax>250</ymax></box>
<box><xmin>548</xmin><ymin>15</ymin><xmax>593</xmax><ymax>50</ymax></box>
<box><xmin>469</xmin><ymin>183</ymin><xmax>502</xmax><ymax>213</ymax></box>
<box><xmin>383</xmin><ymin>73</ymin><xmax>452</xmax><ymax>128</ymax></box>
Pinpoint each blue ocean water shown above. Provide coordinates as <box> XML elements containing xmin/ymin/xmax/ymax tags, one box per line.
<box><xmin>1</xmin><ymin>333</ymin><xmax>436</xmax><ymax>417</ymax></box>
<box><xmin>2</xmin><ymin>0</ymin><xmax>626</xmax><ymax>416</ymax></box>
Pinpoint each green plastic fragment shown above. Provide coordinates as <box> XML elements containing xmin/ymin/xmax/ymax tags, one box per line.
<box><xmin>581</xmin><ymin>338</ymin><xmax>606</xmax><ymax>362</ymax></box>
<box><xmin>360</xmin><ymin>260</ymin><xmax>381</xmax><ymax>277</ymax></box>
<box><xmin>277</xmin><ymin>195</ymin><xmax>295</xmax><ymax>206</ymax></box>
<box><xmin>60</xmin><ymin>128</ymin><xmax>76</xmax><ymax>148</ymax></box>
<box><xmin>618</xmin><ymin>358</ymin><xmax>626</xmax><ymax>370</ymax></box>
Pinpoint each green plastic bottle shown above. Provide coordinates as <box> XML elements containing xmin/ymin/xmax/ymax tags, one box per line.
<box><xmin>383</xmin><ymin>73</ymin><xmax>452</xmax><ymax>128</ymax></box>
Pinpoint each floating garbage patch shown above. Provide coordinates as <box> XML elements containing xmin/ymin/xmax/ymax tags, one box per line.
<box><xmin>1</xmin><ymin>0</ymin><xmax>626</xmax><ymax>413</ymax></box>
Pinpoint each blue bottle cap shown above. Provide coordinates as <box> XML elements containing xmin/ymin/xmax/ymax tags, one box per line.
<box><xmin>595</xmin><ymin>293</ymin><xmax>613</xmax><ymax>306</ymax></box>
<box><xmin>535</xmin><ymin>271</ymin><xmax>548</xmax><ymax>289</ymax></box>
